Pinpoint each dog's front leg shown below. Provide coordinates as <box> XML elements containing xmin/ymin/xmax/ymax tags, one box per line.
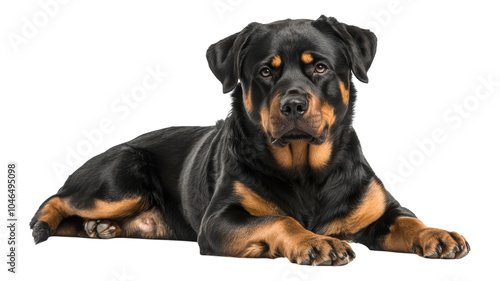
<box><xmin>356</xmin><ymin>206</ymin><xmax>470</xmax><ymax>259</ymax></box>
<box><xmin>197</xmin><ymin>182</ymin><xmax>355</xmax><ymax>266</ymax></box>
<box><xmin>381</xmin><ymin>216</ymin><xmax>470</xmax><ymax>259</ymax></box>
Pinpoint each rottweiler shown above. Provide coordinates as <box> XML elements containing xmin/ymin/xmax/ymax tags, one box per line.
<box><xmin>31</xmin><ymin>15</ymin><xmax>470</xmax><ymax>265</ymax></box>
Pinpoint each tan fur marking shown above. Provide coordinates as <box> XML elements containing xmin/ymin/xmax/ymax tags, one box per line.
<box><xmin>38</xmin><ymin>197</ymin><xmax>72</xmax><ymax>232</ymax></box>
<box><xmin>301</xmin><ymin>52</ymin><xmax>314</xmax><ymax>64</ymax></box>
<box><xmin>40</xmin><ymin>196</ymin><xmax>147</xmax><ymax>238</ymax></box>
<box><xmin>383</xmin><ymin>218</ymin><xmax>470</xmax><ymax>258</ymax></box>
<box><xmin>321</xmin><ymin>178</ymin><xmax>386</xmax><ymax>236</ymax></box>
<box><xmin>270</xmin><ymin>141</ymin><xmax>332</xmax><ymax>170</ymax></box>
<box><xmin>270</xmin><ymin>145</ymin><xmax>293</xmax><ymax>169</ymax></box>
<box><xmin>226</xmin><ymin>216</ymin><xmax>353</xmax><ymax>265</ymax></box>
<box><xmin>234</xmin><ymin>181</ymin><xmax>285</xmax><ymax>217</ymax></box>
<box><xmin>271</xmin><ymin>55</ymin><xmax>282</xmax><ymax>68</ymax></box>
<box><xmin>320</xmin><ymin>103</ymin><xmax>336</xmax><ymax>131</ymax></box>
<box><xmin>226</xmin><ymin>216</ymin><xmax>313</xmax><ymax>258</ymax></box>
<box><xmin>290</xmin><ymin>142</ymin><xmax>309</xmax><ymax>167</ymax></box>
<box><xmin>383</xmin><ymin>217</ymin><xmax>426</xmax><ymax>253</ymax></box>
<box><xmin>339</xmin><ymin>80</ymin><xmax>349</xmax><ymax>105</ymax></box>
<box><xmin>244</xmin><ymin>87</ymin><xmax>253</xmax><ymax>112</ymax></box>
<box><xmin>260</xmin><ymin>104</ymin><xmax>270</xmax><ymax>133</ymax></box>
<box><xmin>73</xmin><ymin>197</ymin><xmax>143</xmax><ymax>219</ymax></box>
<box><xmin>269</xmin><ymin>141</ymin><xmax>308</xmax><ymax>169</ymax></box>
<box><xmin>309</xmin><ymin>141</ymin><xmax>332</xmax><ymax>169</ymax></box>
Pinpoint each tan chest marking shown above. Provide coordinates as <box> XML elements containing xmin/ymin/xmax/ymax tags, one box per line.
<box><xmin>321</xmin><ymin>178</ymin><xmax>386</xmax><ymax>237</ymax></box>
<box><xmin>233</xmin><ymin>181</ymin><xmax>285</xmax><ymax>217</ymax></box>
<box><xmin>309</xmin><ymin>141</ymin><xmax>333</xmax><ymax>169</ymax></box>
<box><xmin>270</xmin><ymin>140</ymin><xmax>333</xmax><ymax>170</ymax></box>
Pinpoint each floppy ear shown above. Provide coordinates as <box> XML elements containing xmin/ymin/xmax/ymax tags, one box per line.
<box><xmin>206</xmin><ymin>23</ymin><xmax>260</xmax><ymax>93</ymax></box>
<box><xmin>316</xmin><ymin>15</ymin><xmax>377</xmax><ymax>83</ymax></box>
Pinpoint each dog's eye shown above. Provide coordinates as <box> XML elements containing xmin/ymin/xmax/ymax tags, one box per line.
<box><xmin>314</xmin><ymin>64</ymin><xmax>327</xmax><ymax>73</ymax></box>
<box><xmin>260</xmin><ymin>68</ymin><xmax>272</xmax><ymax>77</ymax></box>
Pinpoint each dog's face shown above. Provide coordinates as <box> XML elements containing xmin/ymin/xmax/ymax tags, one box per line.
<box><xmin>207</xmin><ymin>16</ymin><xmax>377</xmax><ymax>147</ymax></box>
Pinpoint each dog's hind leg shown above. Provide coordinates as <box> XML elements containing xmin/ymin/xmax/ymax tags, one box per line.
<box><xmin>30</xmin><ymin>195</ymin><xmax>147</xmax><ymax>243</ymax></box>
<box><xmin>31</xmin><ymin>144</ymin><xmax>169</xmax><ymax>243</ymax></box>
<box><xmin>30</xmin><ymin>196</ymin><xmax>72</xmax><ymax>244</ymax></box>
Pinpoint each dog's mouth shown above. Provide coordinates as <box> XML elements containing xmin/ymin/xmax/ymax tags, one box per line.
<box><xmin>269</xmin><ymin>127</ymin><xmax>328</xmax><ymax>147</ymax></box>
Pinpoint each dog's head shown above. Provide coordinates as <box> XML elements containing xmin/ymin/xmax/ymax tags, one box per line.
<box><xmin>207</xmin><ymin>16</ymin><xmax>376</xmax><ymax>148</ymax></box>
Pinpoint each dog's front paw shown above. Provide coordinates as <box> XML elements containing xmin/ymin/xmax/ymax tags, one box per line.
<box><xmin>411</xmin><ymin>228</ymin><xmax>470</xmax><ymax>259</ymax></box>
<box><xmin>286</xmin><ymin>234</ymin><xmax>355</xmax><ymax>266</ymax></box>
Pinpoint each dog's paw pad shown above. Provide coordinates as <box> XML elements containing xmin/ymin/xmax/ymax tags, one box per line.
<box><xmin>84</xmin><ymin>219</ymin><xmax>120</xmax><ymax>239</ymax></box>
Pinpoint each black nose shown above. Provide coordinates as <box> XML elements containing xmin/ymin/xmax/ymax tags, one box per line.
<box><xmin>280</xmin><ymin>94</ymin><xmax>308</xmax><ymax>117</ymax></box>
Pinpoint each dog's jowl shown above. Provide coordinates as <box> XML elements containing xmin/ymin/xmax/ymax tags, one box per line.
<box><xmin>31</xmin><ymin>16</ymin><xmax>469</xmax><ymax>265</ymax></box>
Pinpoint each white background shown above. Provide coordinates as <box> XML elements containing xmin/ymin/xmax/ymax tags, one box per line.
<box><xmin>1</xmin><ymin>0</ymin><xmax>499</xmax><ymax>280</ymax></box>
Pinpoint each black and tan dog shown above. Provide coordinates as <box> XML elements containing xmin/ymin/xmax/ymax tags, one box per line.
<box><xmin>31</xmin><ymin>16</ymin><xmax>469</xmax><ymax>265</ymax></box>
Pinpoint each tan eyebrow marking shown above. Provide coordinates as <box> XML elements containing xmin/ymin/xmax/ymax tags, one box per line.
<box><xmin>301</xmin><ymin>52</ymin><xmax>314</xmax><ymax>64</ymax></box>
<box><xmin>271</xmin><ymin>55</ymin><xmax>282</xmax><ymax>68</ymax></box>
